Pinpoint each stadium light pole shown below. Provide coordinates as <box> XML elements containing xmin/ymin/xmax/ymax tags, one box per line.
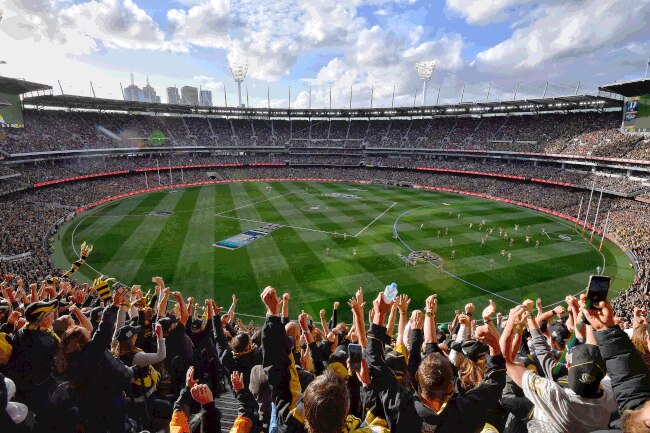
<box><xmin>229</xmin><ymin>59</ymin><xmax>248</xmax><ymax>108</ymax></box>
<box><xmin>415</xmin><ymin>60</ymin><xmax>436</xmax><ymax>106</ymax></box>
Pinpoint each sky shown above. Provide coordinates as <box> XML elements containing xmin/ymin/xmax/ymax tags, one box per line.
<box><xmin>1</xmin><ymin>0</ymin><xmax>649</xmax><ymax>108</ymax></box>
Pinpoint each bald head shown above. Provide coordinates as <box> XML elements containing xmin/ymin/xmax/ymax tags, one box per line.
<box><xmin>286</xmin><ymin>321</ymin><xmax>301</xmax><ymax>344</ymax></box>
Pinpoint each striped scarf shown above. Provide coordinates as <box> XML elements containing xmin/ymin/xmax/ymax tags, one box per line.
<box><xmin>26</xmin><ymin>323</ymin><xmax>61</xmax><ymax>344</ymax></box>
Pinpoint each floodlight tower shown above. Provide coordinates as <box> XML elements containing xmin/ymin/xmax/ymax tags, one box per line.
<box><xmin>229</xmin><ymin>60</ymin><xmax>248</xmax><ymax>108</ymax></box>
<box><xmin>415</xmin><ymin>60</ymin><xmax>436</xmax><ymax>106</ymax></box>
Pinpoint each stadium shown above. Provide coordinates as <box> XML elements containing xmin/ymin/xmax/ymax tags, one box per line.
<box><xmin>1</xmin><ymin>2</ymin><xmax>650</xmax><ymax>433</ymax></box>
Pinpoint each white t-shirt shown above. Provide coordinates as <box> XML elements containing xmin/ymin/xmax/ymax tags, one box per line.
<box><xmin>522</xmin><ymin>370</ymin><xmax>617</xmax><ymax>433</ymax></box>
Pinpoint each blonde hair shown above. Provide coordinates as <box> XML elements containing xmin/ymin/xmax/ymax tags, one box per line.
<box><xmin>631</xmin><ymin>324</ymin><xmax>649</xmax><ymax>355</ymax></box>
<box><xmin>458</xmin><ymin>357</ymin><xmax>486</xmax><ymax>391</ymax></box>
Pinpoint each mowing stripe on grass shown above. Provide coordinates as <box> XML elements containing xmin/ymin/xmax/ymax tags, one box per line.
<box><xmin>95</xmin><ymin>191</ymin><xmax>186</xmax><ymax>282</ymax></box>
<box><xmin>131</xmin><ymin>188</ymin><xmax>201</xmax><ymax>288</ymax></box>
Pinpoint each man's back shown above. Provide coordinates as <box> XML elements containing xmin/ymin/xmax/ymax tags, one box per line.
<box><xmin>522</xmin><ymin>370</ymin><xmax>617</xmax><ymax>433</ymax></box>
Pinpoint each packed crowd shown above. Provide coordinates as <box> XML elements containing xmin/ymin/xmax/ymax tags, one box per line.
<box><xmin>4</xmin><ymin>153</ymin><xmax>647</xmax><ymax>195</ymax></box>
<box><xmin>1</xmin><ymin>165</ymin><xmax>648</xmax><ymax>318</ymax></box>
<box><xmin>0</xmin><ymin>265</ymin><xmax>649</xmax><ymax>433</ymax></box>
<box><xmin>2</xmin><ymin>109</ymin><xmax>650</xmax><ymax>160</ymax></box>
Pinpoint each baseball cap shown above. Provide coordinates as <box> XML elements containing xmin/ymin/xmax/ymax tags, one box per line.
<box><xmin>25</xmin><ymin>299</ymin><xmax>58</xmax><ymax>322</ymax></box>
<box><xmin>158</xmin><ymin>315</ymin><xmax>179</xmax><ymax>333</ymax></box>
<box><xmin>114</xmin><ymin>325</ymin><xmax>142</xmax><ymax>342</ymax></box>
<box><xmin>385</xmin><ymin>349</ymin><xmax>407</xmax><ymax>379</ymax></box>
<box><xmin>550</xmin><ymin>322</ymin><xmax>570</xmax><ymax>346</ymax></box>
<box><xmin>451</xmin><ymin>339</ymin><xmax>489</xmax><ymax>363</ymax></box>
<box><xmin>566</xmin><ymin>344</ymin><xmax>606</xmax><ymax>398</ymax></box>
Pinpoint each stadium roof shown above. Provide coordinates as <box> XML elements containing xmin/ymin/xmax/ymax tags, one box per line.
<box><xmin>0</xmin><ymin>77</ymin><xmax>52</xmax><ymax>95</ymax></box>
<box><xmin>23</xmin><ymin>93</ymin><xmax>621</xmax><ymax>118</ymax></box>
<box><xmin>599</xmin><ymin>78</ymin><xmax>650</xmax><ymax>97</ymax></box>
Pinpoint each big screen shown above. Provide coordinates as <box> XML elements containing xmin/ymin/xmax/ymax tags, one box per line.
<box><xmin>0</xmin><ymin>92</ymin><xmax>24</xmax><ymax>128</ymax></box>
<box><xmin>622</xmin><ymin>95</ymin><xmax>650</xmax><ymax>133</ymax></box>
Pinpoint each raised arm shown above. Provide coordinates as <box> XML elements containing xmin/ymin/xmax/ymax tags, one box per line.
<box><xmin>348</xmin><ymin>287</ymin><xmax>367</xmax><ymax>348</ymax></box>
<box><xmin>133</xmin><ymin>323</ymin><xmax>167</xmax><ymax>367</ymax></box>
<box><xmin>319</xmin><ymin>308</ymin><xmax>330</xmax><ymax>335</ymax></box>
<box><xmin>386</xmin><ymin>302</ymin><xmax>398</xmax><ymax>338</ymax></box>
<box><xmin>157</xmin><ymin>287</ymin><xmax>170</xmax><ymax>318</ymax></box>
<box><xmin>395</xmin><ymin>294</ymin><xmax>410</xmax><ymax>349</ymax></box>
<box><xmin>69</xmin><ymin>304</ymin><xmax>93</xmax><ymax>333</ymax></box>
<box><xmin>261</xmin><ymin>287</ymin><xmax>304</xmax><ymax>430</ymax></box>
<box><xmin>498</xmin><ymin>305</ymin><xmax>527</xmax><ymax>388</ymax></box>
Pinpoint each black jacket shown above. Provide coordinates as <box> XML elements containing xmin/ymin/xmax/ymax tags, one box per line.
<box><xmin>6</xmin><ymin>325</ymin><xmax>59</xmax><ymax>402</ymax></box>
<box><xmin>366</xmin><ymin>323</ymin><xmax>506</xmax><ymax>433</ymax></box>
<box><xmin>212</xmin><ymin>314</ymin><xmax>262</xmax><ymax>388</ymax></box>
<box><xmin>594</xmin><ymin>325</ymin><xmax>650</xmax><ymax>430</ymax></box>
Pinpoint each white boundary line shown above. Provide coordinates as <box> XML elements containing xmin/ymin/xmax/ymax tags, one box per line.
<box><xmin>214</xmin><ymin>214</ymin><xmax>345</xmax><ymax>236</ymax></box>
<box><xmin>353</xmin><ymin>202</ymin><xmax>398</xmax><ymax>237</ymax></box>
<box><xmin>393</xmin><ymin>205</ymin><xmax>520</xmax><ymax>305</ymax></box>
<box><xmin>215</xmin><ymin>191</ymin><xmax>295</xmax><ymax>215</ymax></box>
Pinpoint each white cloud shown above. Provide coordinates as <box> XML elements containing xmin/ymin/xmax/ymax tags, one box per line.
<box><xmin>167</xmin><ymin>0</ymin><xmax>230</xmax><ymax>50</ymax></box>
<box><xmin>59</xmin><ymin>0</ymin><xmax>167</xmax><ymax>50</ymax></box>
<box><xmin>445</xmin><ymin>0</ymin><xmax>534</xmax><ymax>25</ymax></box>
<box><xmin>193</xmin><ymin>75</ymin><xmax>224</xmax><ymax>89</ymax></box>
<box><xmin>476</xmin><ymin>0</ymin><xmax>650</xmax><ymax>71</ymax></box>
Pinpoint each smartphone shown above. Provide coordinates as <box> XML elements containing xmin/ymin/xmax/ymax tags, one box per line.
<box><xmin>348</xmin><ymin>343</ymin><xmax>363</xmax><ymax>372</ymax></box>
<box><xmin>586</xmin><ymin>275</ymin><xmax>611</xmax><ymax>309</ymax></box>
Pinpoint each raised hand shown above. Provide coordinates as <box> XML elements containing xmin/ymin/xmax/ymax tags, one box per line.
<box><xmin>521</xmin><ymin>299</ymin><xmax>534</xmax><ymax>313</ymax></box>
<box><xmin>231</xmin><ymin>371</ymin><xmax>244</xmax><ymax>393</ymax></box>
<box><xmin>475</xmin><ymin>323</ymin><xmax>501</xmax><ymax>354</ymax></box>
<box><xmin>299</xmin><ymin>310</ymin><xmax>310</xmax><ymax>331</ymax></box>
<box><xmin>186</xmin><ymin>366</ymin><xmax>198</xmax><ymax>388</ymax></box>
<box><xmin>319</xmin><ymin>309</ymin><xmax>326</xmax><ymax>319</ymax></box>
<box><xmin>395</xmin><ymin>294</ymin><xmax>411</xmax><ymax>314</ymax></box>
<box><xmin>232</xmin><ymin>294</ymin><xmax>238</xmax><ymax>305</ymax></box>
<box><xmin>482</xmin><ymin>299</ymin><xmax>497</xmax><ymax>321</ymax></box>
<box><xmin>410</xmin><ymin>310</ymin><xmax>424</xmax><ymax>330</ymax></box>
<box><xmin>507</xmin><ymin>305</ymin><xmax>527</xmax><ymax>330</ymax></box>
<box><xmin>152</xmin><ymin>276</ymin><xmax>164</xmax><ymax>288</ymax></box>
<box><xmin>333</xmin><ymin>301</ymin><xmax>340</xmax><ymax>310</ymax></box>
<box><xmin>426</xmin><ymin>294</ymin><xmax>438</xmax><ymax>316</ymax></box>
<box><xmin>372</xmin><ymin>292</ymin><xmax>392</xmax><ymax>321</ymax></box>
<box><xmin>155</xmin><ymin>323</ymin><xmax>162</xmax><ymax>338</ymax></box>
<box><xmin>190</xmin><ymin>384</ymin><xmax>214</xmax><ymax>405</ymax></box>
<box><xmin>580</xmin><ymin>295</ymin><xmax>615</xmax><ymax>331</ymax></box>
<box><xmin>7</xmin><ymin>310</ymin><xmax>22</xmax><ymax>325</ymax></box>
<box><xmin>464</xmin><ymin>302</ymin><xmax>474</xmax><ymax>315</ymax></box>
<box><xmin>348</xmin><ymin>287</ymin><xmax>365</xmax><ymax>317</ymax></box>
<box><xmin>347</xmin><ymin>358</ymin><xmax>371</xmax><ymax>387</ymax></box>
<box><xmin>282</xmin><ymin>293</ymin><xmax>290</xmax><ymax>303</ymax></box>
<box><xmin>261</xmin><ymin>286</ymin><xmax>280</xmax><ymax>316</ymax></box>
<box><xmin>536</xmin><ymin>298</ymin><xmax>543</xmax><ymax>314</ymax></box>
<box><xmin>553</xmin><ymin>305</ymin><xmax>566</xmax><ymax>317</ymax></box>
<box><xmin>458</xmin><ymin>313</ymin><xmax>469</xmax><ymax>326</ymax></box>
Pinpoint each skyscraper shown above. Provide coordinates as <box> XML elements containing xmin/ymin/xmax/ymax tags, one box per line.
<box><xmin>200</xmin><ymin>90</ymin><xmax>213</xmax><ymax>107</ymax></box>
<box><xmin>181</xmin><ymin>86</ymin><xmax>199</xmax><ymax>106</ymax></box>
<box><xmin>142</xmin><ymin>77</ymin><xmax>161</xmax><ymax>103</ymax></box>
<box><xmin>123</xmin><ymin>73</ymin><xmax>160</xmax><ymax>103</ymax></box>
<box><xmin>167</xmin><ymin>86</ymin><xmax>180</xmax><ymax>104</ymax></box>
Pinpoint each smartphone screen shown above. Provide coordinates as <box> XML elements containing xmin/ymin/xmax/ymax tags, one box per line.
<box><xmin>348</xmin><ymin>343</ymin><xmax>363</xmax><ymax>372</ymax></box>
<box><xmin>586</xmin><ymin>275</ymin><xmax>611</xmax><ymax>309</ymax></box>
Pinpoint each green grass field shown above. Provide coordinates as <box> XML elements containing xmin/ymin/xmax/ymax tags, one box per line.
<box><xmin>51</xmin><ymin>181</ymin><xmax>634</xmax><ymax>323</ymax></box>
